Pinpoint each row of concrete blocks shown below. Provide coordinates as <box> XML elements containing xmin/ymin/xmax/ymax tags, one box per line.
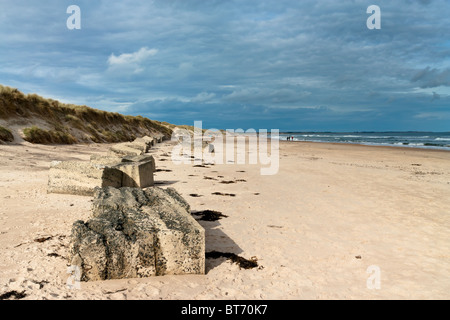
<box><xmin>51</xmin><ymin>134</ymin><xmax>206</xmax><ymax>279</ymax></box>
<box><xmin>48</xmin><ymin>135</ymin><xmax>163</xmax><ymax>196</ymax></box>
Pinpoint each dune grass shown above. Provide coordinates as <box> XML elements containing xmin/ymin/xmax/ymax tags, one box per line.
<box><xmin>23</xmin><ymin>126</ymin><xmax>77</xmax><ymax>144</ymax></box>
<box><xmin>0</xmin><ymin>126</ymin><xmax>14</xmax><ymax>142</ymax></box>
<box><xmin>0</xmin><ymin>84</ymin><xmax>172</xmax><ymax>144</ymax></box>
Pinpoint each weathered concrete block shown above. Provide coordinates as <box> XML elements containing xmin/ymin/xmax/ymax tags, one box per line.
<box><xmin>132</xmin><ymin>137</ymin><xmax>155</xmax><ymax>153</ymax></box>
<box><xmin>154</xmin><ymin>134</ymin><xmax>164</xmax><ymax>143</ymax></box>
<box><xmin>69</xmin><ymin>187</ymin><xmax>205</xmax><ymax>281</ymax></box>
<box><xmin>141</xmin><ymin>136</ymin><xmax>155</xmax><ymax>147</ymax></box>
<box><xmin>114</xmin><ymin>156</ymin><xmax>155</xmax><ymax>188</ymax></box>
<box><xmin>49</xmin><ymin>154</ymin><xmax>156</xmax><ymax>196</ymax></box>
<box><xmin>125</xmin><ymin>140</ymin><xmax>149</xmax><ymax>153</ymax></box>
<box><xmin>89</xmin><ymin>154</ymin><xmax>122</xmax><ymax>166</ymax></box>
<box><xmin>121</xmin><ymin>154</ymin><xmax>156</xmax><ymax>168</ymax></box>
<box><xmin>48</xmin><ymin>161</ymin><xmax>122</xmax><ymax>196</ymax></box>
<box><xmin>109</xmin><ymin>143</ymin><xmax>144</xmax><ymax>157</ymax></box>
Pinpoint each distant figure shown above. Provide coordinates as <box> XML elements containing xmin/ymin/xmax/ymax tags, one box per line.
<box><xmin>287</xmin><ymin>136</ymin><xmax>290</xmax><ymax>141</ymax></box>
<box><xmin>291</xmin><ymin>136</ymin><xmax>294</xmax><ymax>141</ymax></box>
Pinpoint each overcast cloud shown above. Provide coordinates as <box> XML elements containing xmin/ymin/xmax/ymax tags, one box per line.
<box><xmin>0</xmin><ymin>0</ymin><xmax>449</xmax><ymax>131</ymax></box>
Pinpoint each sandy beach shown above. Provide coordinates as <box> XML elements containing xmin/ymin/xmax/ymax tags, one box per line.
<box><xmin>0</xmin><ymin>139</ymin><xmax>449</xmax><ymax>300</ymax></box>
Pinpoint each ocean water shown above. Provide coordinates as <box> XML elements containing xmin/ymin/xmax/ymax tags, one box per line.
<box><xmin>278</xmin><ymin>132</ymin><xmax>450</xmax><ymax>150</ymax></box>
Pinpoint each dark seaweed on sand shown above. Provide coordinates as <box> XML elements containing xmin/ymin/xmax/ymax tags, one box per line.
<box><xmin>34</xmin><ymin>236</ymin><xmax>52</xmax><ymax>243</ymax></box>
<box><xmin>0</xmin><ymin>290</ymin><xmax>27</xmax><ymax>300</ymax></box>
<box><xmin>206</xmin><ymin>251</ymin><xmax>258</xmax><ymax>269</ymax></box>
<box><xmin>220</xmin><ymin>179</ymin><xmax>247</xmax><ymax>184</ymax></box>
<box><xmin>192</xmin><ymin>210</ymin><xmax>228</xmax><ymax>221</ymax></box>
<box><xmin>211</xmin><ymin>192</ymin><xmax>236</xmax><ymax>197</ymax></box>
<box><xmin>219</xmin><ymin>180</ymin><xmax>235</xmax><ymax>184</ymax></box>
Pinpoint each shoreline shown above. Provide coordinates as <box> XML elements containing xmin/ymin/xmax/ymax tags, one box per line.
<box><xmin>278</xmin><ymin>139</ymin><xmax>450</xmax><ymax>153</ymax></box>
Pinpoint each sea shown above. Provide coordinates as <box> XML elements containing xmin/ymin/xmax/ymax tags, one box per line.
<box><xmin>278</xmin><ymin>132</ymin><xmax>450</xmax><ymax>150</ymax></box>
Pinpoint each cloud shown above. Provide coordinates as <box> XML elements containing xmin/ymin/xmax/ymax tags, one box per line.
<box><xmin>108</xmin><ymin>47</ymin><xmax>158</xmax><ymax>66</ymax></box>
<box><xmin>414</xmin><ymin>111</ymin><xmax>450</xmax><ymax>120</ymax></box>
<box><xmin>431</xmin><ymin>91</ymin><xmax>440</xmax><ymax>101</ymax></box>
<box><xmin>2</xmin><ymin>1</ymin><xmax>450</xmax><ymax>131</ymax></box>
<box><xmin>191</xmin><ymin>92</ymin><xmax>216</xmax><ymax>103</ymax></box>
<box><xmin>411</xmin><ymin>67</ymin><xmax>450</xmax><ymax>88</ymax></box>
<box><xmin>107</xmin><ymin>47</ymin><xmax>158</xmax><ymax>74</ymax></box>
<box><xmin>223</xmin><ymin>88</ymin><xmax>312</xmax><ymax>105</ymax></box>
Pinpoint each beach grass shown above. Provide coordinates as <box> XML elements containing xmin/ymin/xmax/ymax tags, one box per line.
<box><xmin>0</xmin><ymin>126</ymin><xmax>14</xmax><ymax>142</ymax></box>
<box><xmin>22</xmin><ymin>126</ymin><xmax>77</xmax><ymax>144</ymax></box>
<box><xmin>0</xmin><ymin>84</ymin><xmax>172</xmax><ymax>144</ymax></box>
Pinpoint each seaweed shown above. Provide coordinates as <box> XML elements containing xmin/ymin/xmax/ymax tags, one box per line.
<box><xmin>220</xmin><ymin>180</ymin><xmax>235</xmax><ymax>184</ymax></box>
<box><xmin>47</xmin><ymin>253</ymin><xmax>65</xmax><ymax>259</ymax></box>
<box><xmin>192</xmin><ymin>210</ymin><xmax>228</xmax><ymax>221</ymax></box>
<box><xmin>0</xmin><ymin>290</ymin><xmax>27</xmax><ymax>300</ymax></box>
<box><xmin>211</xmin><ymin>192</ymin><xmax>236</xmax><ymax>197</ymax></box>
<box><xmin>220</xmin><ymin>179</ymin><xmax>246</xmax><ymax>184</ymax></box>
<box><xmin>189</xmin><ymin>194</ymin><xmax>202</xmax><ymax>197</ymax></box>
<box><xmin>206</xmin><ymin>251</ymin><xmax>258</xmax><ymax>269</ymax></box>
<box><xmin>34</xmin><ymin>236</ymin><xmax>53</xmax><ymax>243</ymax></box>
<box><xmin>31</xmin><ymin>280</ymin><xmax>49</xmax><ymax>289</ymax></box>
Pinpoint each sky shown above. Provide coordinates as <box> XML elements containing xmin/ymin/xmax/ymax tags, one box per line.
<box><xmin>0</xmin><ymin>0</ymin><xmax>449</xmax><ymax>132</ymax></box>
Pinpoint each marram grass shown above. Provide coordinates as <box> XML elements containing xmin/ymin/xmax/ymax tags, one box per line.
<box><xmin>0</xmin><ymin>84</ymin><xmax>172</xmax><ymax>144</ymax></box>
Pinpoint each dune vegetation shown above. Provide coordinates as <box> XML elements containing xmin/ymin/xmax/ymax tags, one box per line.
<box><xmin>0</xmin><ymin>125</ymin><xmax>14</xmax><ymax>142</ymax></box>
<box><xmin>0</xmin><ymin>84</ymin><xmax>172</xmax><ymax>144</ymax></box>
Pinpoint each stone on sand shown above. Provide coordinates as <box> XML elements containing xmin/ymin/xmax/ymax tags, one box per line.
<box><xmin>108</xmin><ymin>136</ymin><xmax>155</xmax><ymax>156</ymax></box>
<box><xmin>48</xmin><ymin>154</ymin><xmax>156</xmax><ymax>196</ymax></box>
<box><xmin>109</xmin><ymin>143</ymin><xmax>144</xmax><ymax>157</ymax></box>
<box><xmin>114</xmin><ymin>155</ymin><xmax>155</xmax><ymax>188</ymax></box>
<box><xmin>47</xmin><ymin>161</ymin><xmax>122</xmax><ymax>196</ymax></box>
<box><xmin>68</xmin><ymin>187</ymin><xmax>205</xmax><ymax>281</ymax></box>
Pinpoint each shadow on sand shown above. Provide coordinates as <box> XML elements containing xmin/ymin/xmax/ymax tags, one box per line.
<box><xmin>192</xmin><ymin>213</ymin><xmax>259</xmax><ymax>273</ymax></box>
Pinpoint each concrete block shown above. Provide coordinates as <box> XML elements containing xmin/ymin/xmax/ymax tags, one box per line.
<box><xmin>114</xmin><ymin>157</ymin><xmax>155</xmax><ymax>188</ymax></box>
<box><xmin>109</xmin><ymin>143</ymin><xmax>144</xmax><ymax>157</ymax></box>
<box><xmin>48</xmin><ymin>161</ymin><xmax>122</xmax><ymax>196</ymax></box>
<box><xmin>69</xmin><ymin>187</ymin><xmax>205</xmax><ymax>281</ymax></box>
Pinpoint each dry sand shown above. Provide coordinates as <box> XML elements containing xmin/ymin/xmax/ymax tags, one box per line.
<box><xmin>0</xmin><ymin>139</ymin><xmax>449</xmax><ymax>300</ymax></box>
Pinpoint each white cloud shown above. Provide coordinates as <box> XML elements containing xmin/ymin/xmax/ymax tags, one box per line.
<box><xmin>107</xmin><ymin>47</ymin><xmax>158</xmax><ymax>74</ymax></box>
<box><xmin>414</xmin><ymin>111</ymin><xmax>450</xmax><ymax>120</ymax></box>
<box><xmin>191</xmin><ymin>92</ymin><xmax>216</xmax><ymax>103</ymax></box>
<box><xmin>108</xmin><ymin>47</ymin><xmax>158</xmax><ymax>66</ymax></box>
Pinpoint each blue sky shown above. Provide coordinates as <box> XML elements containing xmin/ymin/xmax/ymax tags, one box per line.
<box><xmin>1</xmin><ymin>0</ymin><xmax>449</xmax><ymax>131</ymax></box>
